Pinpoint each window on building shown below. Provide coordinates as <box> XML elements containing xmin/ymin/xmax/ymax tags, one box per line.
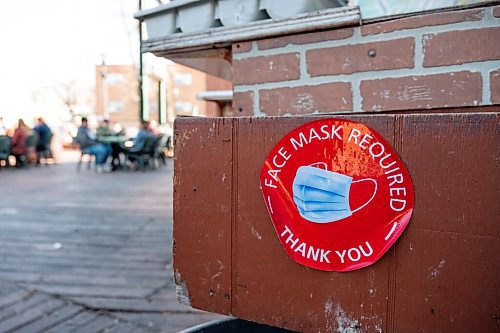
<box><xmin>109</xmin><ymin>101</ymin><xmax>124</xmax><ymax>113</ymax></box>
<box><xmin>174</xmin><ymin>101</ymin><xmax>193</xmax><ymax>115</ymax></box>
<box><xmin>107</xmin><ymin>73</ymin><xmax>125</xmax><ymax>86</ymax></box>
<box><xmin>173</xmin><ymin>73</ymin><xmax>193</xmax><ymax>86</ymax></box>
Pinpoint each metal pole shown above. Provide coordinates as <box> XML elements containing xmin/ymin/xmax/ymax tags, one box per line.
<box><xmin>138</xmin><ymin>0</ymin><xmax>144</xmax><ymax>121</ymax></box>
<box><xmin>158</xmin><ymin>80</ymin><xmax>167</xmax><ymax>125</ymax></box>
<box><xmin>101</xmin><ymin>57</ymin><xmax>109</xmax><ymax>120</ymax></box>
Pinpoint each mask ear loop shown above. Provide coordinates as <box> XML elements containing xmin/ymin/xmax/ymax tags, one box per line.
<box><xmin>351</xmin><ymin>178</ymin><xmax>377</xmax><ymax>213</ymax></box>
<box><xmin>309</xmin><ymin>162</ymin><xmax>328</xmax><ymax>170</ymax></box>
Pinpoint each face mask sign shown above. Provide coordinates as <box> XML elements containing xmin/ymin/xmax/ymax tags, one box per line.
<box><xmin>260</xmin><ymin>118</ymin><xmax>414</xmax><ymax>272</ymax></box>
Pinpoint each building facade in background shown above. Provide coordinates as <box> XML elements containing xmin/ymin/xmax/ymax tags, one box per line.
<box><xmin>95</xmin><ymin>63</ymin><xmax>231</xmax><ymax>131</ymax></box>
<box><xmin>95</xmin><ymin>65</ymin><xmax>139</xmax><ymax>129</ymax></box>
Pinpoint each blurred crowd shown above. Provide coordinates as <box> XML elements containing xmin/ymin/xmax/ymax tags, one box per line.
<box><xmin>75</xmin><ymin>118</ymin><xmax>172</xmax><ymax>172</ymax></box>
<box><xmin>0</xmin><ymin>117</ymin><xmax>53</xmax><ymax>168</ymax></box>
<box><xmin>0</xmin><ymin>116</ymin><xmax>173</xmax><ymax>171</ymax></box>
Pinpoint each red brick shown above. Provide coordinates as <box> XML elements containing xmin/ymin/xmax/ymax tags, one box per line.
<box><xmin>360</xmin><ymin>71</ymin><xmax>482</xmax><ymax>111</ymax></box>
<box><xmin>494</xmin><ymin>6</ymin><xmax>500</xmax><ymax>18</ymax></box>
<box><xmin>259</xmin><ymin>83</ymin><xmax>352</xmax><ymax>115</ymax></box>
<box><xmin>233</xmin><ymin>91</ymin><xmax>254</xmax><ymax>116</ymax></box>
<box><xmin>423</xmin><ymin>27</ymin><xmax>500</xmax><ymax>67</ymax></box>
<box><xmin>233</xmin><ymin>53</ymin><xmax>300</xmax><ymax>85</ymax></box>
<box><xmin>232</xmin><ymin>41</ymin><xmax>252</xmax><ymax>54</ymax></box>
<box><xmin>361</xmin><ymin>8</ymin><xmax>484</xmax><ymax>36</ymax></box>
<box><xmin>257</xmin><ymin>28</ymin><xmax>354</xmax><ymax>50</ymax></box>
<box><xmin>307</xmin><ymin>37</ymin><xmax>414</xmax><ymax>76</ymax></box>
<box><xmin>490</xmin><ymin>70</ymin><xmax>500</xmax><ymax>104</ymax></box>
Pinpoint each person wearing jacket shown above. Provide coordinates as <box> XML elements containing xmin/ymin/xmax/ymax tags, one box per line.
<box><xmin>10</xmin><ymin>119</ymin><xmax>31</xmax><ymax>167</ymax></box>
<box><xmin>75</xmin><ymin>117</ymin><xmax>112</xmax><ymax>171</ymax></box>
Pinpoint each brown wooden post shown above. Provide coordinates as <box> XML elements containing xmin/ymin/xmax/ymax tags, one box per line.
<box><xmin>174</xmin><ymin>111</ymin><xmax>499</xmax><ymax>332</ymax></box>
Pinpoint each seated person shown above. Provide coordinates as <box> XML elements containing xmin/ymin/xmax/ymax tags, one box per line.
<box><xmin>96</xmin><ymin>119</ymin><xmax>115</xmax><ymax>137</ymax></box>
<box><xmin>10</xmin><ymin>119</ymin><xmax>31</xmax><ymax>167</ymax></box>
<box><xmin>76</xmin><ymin>117</ymin><xmax>112</xmax><ymax>171</ymax></box>
<box><xmin>126</xmin><ymin>120</ymin><xmax>152</xmax><ymax>153</ymax></box>
<box><xmin>121</xmin><ymin>120</ymin><xmax>153</xmax><ymax>169</ymax></box>
<box><xmin>33</xmin><ymin>117</ymin><xmax>51</xmax><ymax>164</ymax></box>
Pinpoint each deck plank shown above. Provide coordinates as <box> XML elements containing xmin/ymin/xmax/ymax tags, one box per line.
<box><xmin>0</xmin><ymin>152</ymin><xmax>225</xmax><ymax>332</ymax></box>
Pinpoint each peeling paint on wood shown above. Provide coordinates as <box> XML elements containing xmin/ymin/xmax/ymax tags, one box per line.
<box><xmin>175</xmin><ymin>270</ymin><xmax>191</xmax><ymax>307</ymax></box>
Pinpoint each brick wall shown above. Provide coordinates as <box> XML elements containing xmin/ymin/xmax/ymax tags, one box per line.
<box><xmin>232</xmin><ymin>5</ymin><xmax>500</xmax><ymax>116</ymax></box>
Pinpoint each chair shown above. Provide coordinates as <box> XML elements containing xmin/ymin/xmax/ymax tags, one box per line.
<box><xmin>0</xmin><ymin>136</ymin><xmax>11</xmax><ymax>168</ymax></box>
<box><xmin>144</xmin><ymin>135</ymin><xmax>162</xmax><ymax>169</ymax></box>
<box><xmin>165</xmin><ymin>133</ymin><xmax>173</xmax><ymax>153</ymax></box>
<box><xmin>125</xmin><ymin>135</ymin><xmax>155</xmax><ymax>171</ymax></box>
<box><xmin>25</xmin><ymin>134</ymin><xmax>38</xmax><ymax>166</ymax></box>
<box><xmin>153</xmin><ymin>134</ymin><xmax>169</xmax><ymax>168</ymax></box>
<box><xmin>77</xmin><ymin>150</ymin><xmax>96</xmax><ymax>171</ymax></box>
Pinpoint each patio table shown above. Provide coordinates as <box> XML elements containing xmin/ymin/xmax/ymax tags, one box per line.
<box><xmin>97</xmin><ymin>136</ymin><xmax>130</xmax><ymax>170</ymax></box>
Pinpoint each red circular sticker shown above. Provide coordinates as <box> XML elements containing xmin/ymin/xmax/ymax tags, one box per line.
<box><xmin>260</xmin><ymin>118</ymin><xmax>414</xmax><ymax>272</ymax></box>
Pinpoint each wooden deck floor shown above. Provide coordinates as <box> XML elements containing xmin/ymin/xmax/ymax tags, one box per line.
<box><xmin>0</xmin><ymin>151</ymin><xmax>225</xmax><ymax>332</ymax></box>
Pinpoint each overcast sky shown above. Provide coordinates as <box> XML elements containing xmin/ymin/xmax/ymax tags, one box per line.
<box><xmin>0</xmin><ymin>0</ymin><xmax>141</xmax><ymax>116</ymax></box>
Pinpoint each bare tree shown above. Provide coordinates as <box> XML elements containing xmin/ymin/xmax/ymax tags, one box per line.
<box><xmin>53</xmin><ymin>80</ymin><xmax>78</xmax><ymax>120</ymax></box>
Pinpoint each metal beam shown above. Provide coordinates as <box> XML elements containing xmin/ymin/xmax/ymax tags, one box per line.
<box><xmin>140</xmin><ymin>6</ymin><xmax>360</xmax><ymax>55</ymax></box>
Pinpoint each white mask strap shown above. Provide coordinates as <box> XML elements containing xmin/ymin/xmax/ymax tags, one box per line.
<box><xmin>351</xmin><ymin>178</ymin><xmax>378</xmax><ymax>213</ymax></box>
<box><xmin>309</xmin><ymin>162</ymin><xmax>328</xmax><ymax>170</ymax></box>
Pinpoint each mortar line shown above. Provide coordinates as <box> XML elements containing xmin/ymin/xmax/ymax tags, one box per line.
<box><xmin>232</xmin><ymin>18</ymin><xmax>498</xmax><ymax>60</ymax></box>
<box><xmin>233</xmin><ymin>59</ymin><xmax>500</xmax><ymax>91</ymax></box>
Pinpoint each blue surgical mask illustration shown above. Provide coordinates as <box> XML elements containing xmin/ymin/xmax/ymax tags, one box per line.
<box><xmin>292</xmin><ymin>162</ymin><xmax>377</xmax><ymax>223</ymax></box>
